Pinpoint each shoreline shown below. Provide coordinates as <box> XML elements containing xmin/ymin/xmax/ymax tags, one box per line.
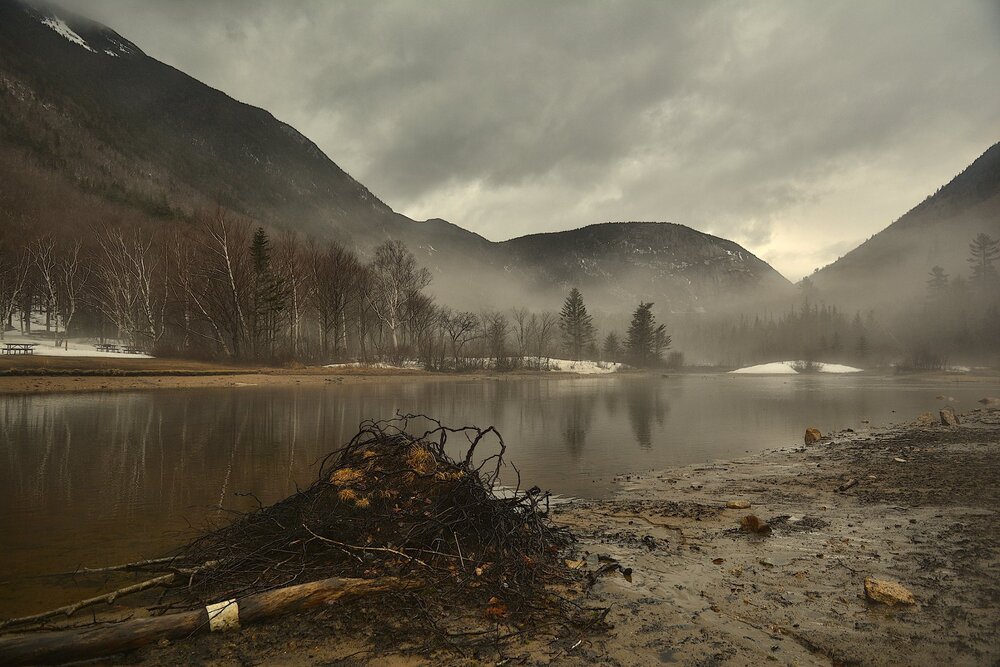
<box><xmin>66</xmin><ymin>408</ymin><xmax>997</xmax><ymax>665</ymax></box>
<box><xmin>0</xmin><ymin>357</ymin><xmax>626</xmax><ymax>394</ymax></box>
<box><xmin>1</xmin><ymin>356</ymin><xmax>996</xmax><ymax>395</ymax></box>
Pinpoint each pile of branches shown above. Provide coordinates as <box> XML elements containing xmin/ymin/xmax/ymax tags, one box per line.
<box><xmin>164</xmin><ymin>413</ymin><xmax>598</xmax><ymax>651</ymax></box>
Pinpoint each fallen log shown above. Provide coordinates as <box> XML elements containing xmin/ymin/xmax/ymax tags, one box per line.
<box><xmin>0</xmin><ymin>576</ymin><xmax>417</xmax><ymax>666</ymax></box>
<box><xmin>0</xmin><ymin>561</ymin><xmax>218</xmax><ymax>631</ymax></box>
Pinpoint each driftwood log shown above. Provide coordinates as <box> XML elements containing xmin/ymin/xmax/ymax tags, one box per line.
<box><xmin>0</xmin><ymin>576</ymin><xmax>416</xmax><ymax>666</ymax></box>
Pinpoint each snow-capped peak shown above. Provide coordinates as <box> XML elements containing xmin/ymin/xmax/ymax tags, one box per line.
<box><xmin>40</xmin><ymin>16</ymin><xmax>95</xmax><ymax>53</ymax></box>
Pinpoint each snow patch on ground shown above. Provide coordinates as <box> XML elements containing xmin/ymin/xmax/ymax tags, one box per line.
<box><xmin>730</xmin><ymin>361</ymin><xmax>863</xmax><ymax>375</ymax></box>
<box><xmin>324</xmin><ymin>361</ymin><xmax>419</xmax><ymax>370</ymax></box>
<box><xmin>41</xmin><ymin>16</ymin><xmax>95</xmax><ymax>53</ymax></box>
<box><xmin>542</xmin><ymin>358</ymin><xmax>623</xmax><ymax>374</ymax></box>
<box><xmin>324</xmin><ymin>358</ymin><xmax>623</xmax><ymax>374</ymax></box>
<box><xmin>1</xmin><ymin>335</ymin><xmax>152</xmax><ymax>358</ymax></box>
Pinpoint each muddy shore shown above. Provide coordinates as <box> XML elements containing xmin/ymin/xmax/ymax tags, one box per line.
<box><xmin>95</xmin><ymin>407</ymin><xmax>998</xmax><ymax>666</ymax></box>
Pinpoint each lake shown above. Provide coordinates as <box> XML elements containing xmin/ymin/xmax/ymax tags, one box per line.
<box><xmin>1</xmin><ymin>373</ymin><xmax>996</xmax><ymax>616</ymax></box>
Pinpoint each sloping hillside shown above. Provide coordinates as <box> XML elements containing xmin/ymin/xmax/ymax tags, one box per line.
<box><xmin>810</xmin><ymin>142</ymin><xmax>1000</xmax><ymax>308</ymax></box>
<box><xmin>0</xmin><ymin>0</ymin><xmax>791</xmax><ymax>314</ymax></box>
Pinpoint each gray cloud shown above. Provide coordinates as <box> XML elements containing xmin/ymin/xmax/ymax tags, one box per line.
<box><xmin>69</xmin><ymin>0</ymin><xmax>1000</xmax><ymax>279</ymax></box>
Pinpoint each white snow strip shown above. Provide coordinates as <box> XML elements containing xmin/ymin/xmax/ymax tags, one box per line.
<box><xmin>730</xmin><ymin>360</ymin><xmax>862</xmax><ymax>375</ymax></box>
<box><xmin>541</xmin><ymin>358</ymin><xmax>623</xmax><ymax>374</ymax></box>
<box><xmin>41</xmin><ymin>16</ymin><xmax>95</xmax><ymax>53</ymax></box>
<box><xmin>324</xmin><ymin>361</ymin><xmax>419</xmax><ymax>370</ymax></box>
<box><xmin>730</xmin><ymin>361</ymin><xmax>799</xmax><ymax>375</ymax></box>
<box><xmin>818</xmin><ymin>363</ymin><xmax>865</xmax><ymax>374</ymax></box>
<box><xmin>324</xmin><ymin>358</ymin><xmax>623</xmax><ymax>374</ymax></box>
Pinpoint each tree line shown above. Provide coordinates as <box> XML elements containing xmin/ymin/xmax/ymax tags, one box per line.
<box><xmin>0</xmin><ymin>211</ymin><xmax>677</xmax><ymax>369</ymax></box>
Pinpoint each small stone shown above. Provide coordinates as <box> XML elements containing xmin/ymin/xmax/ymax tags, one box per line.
<box><xmin>864</xmin><ymin>577</ymin><xmax>917</xmax><ymax>606</ymax></box>
<box><xmin>726</xmin><ymin>499</ymin><xmax>751</xmax><ymax>509</ymax></box>
<box><xmin>939</xmin><ymin>407</ymin><xmax>960</xmax><ymax>426</ymax></box>
<box><xmin>804</xmin><ymin>427</ymin><xmax>822</xmax><ymax>445</ymax></box>
<box><xmin>740</xmin><ymin>514</ymin><xmax>772</xmax><ymax>535</ymax></box>
<box><xmin>915</xmin><ymin>412</ymin><xmax>935</xmax><ymax>426</ymax></box>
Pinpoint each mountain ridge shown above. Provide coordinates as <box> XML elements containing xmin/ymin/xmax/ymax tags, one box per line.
<box><xmin>2</xmin><ymin>0</ymin><xmax>792</xmax><ymax>313</ymax></box>
<box><xmin>810</xmin><ymin>142</ymin><xmax>1000</xmax><ymax>307</ymax></box>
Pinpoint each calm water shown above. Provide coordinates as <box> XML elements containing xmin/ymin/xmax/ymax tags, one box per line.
<box><xmin>1</xmin><ymin>373</ymin><xmax>996</xmax><ymax>615</ymax></box>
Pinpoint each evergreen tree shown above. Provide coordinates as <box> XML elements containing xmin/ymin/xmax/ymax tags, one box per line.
<box><xmin>602</xmin><ymin>332</ymin><xmax>621</xmax><ymax>361</ymax></box>
<box><xmin>558</xmin><ymin>287</ymin><xmax>595</xmax><ymax>360</ymax></box>
<box><xmin>927</xmin><ymin>265</ymin><xmax>949</xmax><ymax>294</ymax></box>
<box><xmin>625</xmin><ymin>302</ymin><xmax>669</xmax><ymax>367</ymax></box>
<box><xmin>968</xmin><ymin>233</ymin><xmax>999</xmax><ymax>290</ymax></box>
<box><xmin>250</xmin><ymin>227</ymin><xmax>285</xmax><ymax>357</ymax></box>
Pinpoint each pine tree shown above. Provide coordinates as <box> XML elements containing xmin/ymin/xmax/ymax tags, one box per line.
<box><xmin>558</xmin><ymin>288</ymin><xmax>595</xmax><ymax>360</ymax></box>
<box><xmin>602</xmin><ymin>332</ymin><xmax>621</xmax><ymax>361</ymax></box>
<box><xmin>250</xmin><ymin>227</ymin><xmax>285</xmax><ymax>357</ymax></box>
<box><xmin>927</xmin><ymin>265</ymin><xmax>949</xmax><ymax>293</ymax></box>
<box><xmin>625</xmin><ymin>302</ymin><xmax>669</xmax><ymax>367</ymax></box>
<box><xmin>968</xmin><ymin>233</ymin><xmax>999</xmax><ymax>290</ymax></box>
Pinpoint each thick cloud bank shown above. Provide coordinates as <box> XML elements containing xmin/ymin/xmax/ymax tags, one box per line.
<box><xmin>73</xmin><ymin>0</ymin><xmax>1000</xmax><ymax>280</ymax></box>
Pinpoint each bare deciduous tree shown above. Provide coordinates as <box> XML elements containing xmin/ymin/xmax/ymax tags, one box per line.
<box><xmin>367</xmin><ymin>240</ymin><xmax>431</xmax><ymax>353</ymax></box>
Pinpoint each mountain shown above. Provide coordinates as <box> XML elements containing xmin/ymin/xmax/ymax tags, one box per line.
<box><xmin>0</xmin><ymin>0</ymin><xmax>791</xmax><ymax>314</ymax></box>
<box><xmin>500</xmin><ymin>222</ymin><xmax>790</xmax><ymax>313</ymax></box>
<box><xmin>810</xmin><ymin>142</ymin><xmax>1000</xmax><ymax>308</ymax></box>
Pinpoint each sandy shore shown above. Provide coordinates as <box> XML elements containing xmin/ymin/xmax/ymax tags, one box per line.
<box><xmin>0</xmin><ymin>356</ymin><xmax>636</xmax><ymax>393</ymax></box>
<box><xmin>550</xmin><ymin>408</ymin><xmax>1000</xmax><ymax>666</ymax></box>
<box><xmin>96</xmin><ymin>408</ymin><xmax>998</xmax><ymax>666</ymax></box>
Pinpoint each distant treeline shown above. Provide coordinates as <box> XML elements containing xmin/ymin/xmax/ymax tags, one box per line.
<box><xmin>672</xmin><ymin>233</ymin><xmax>1000</xmax><ymax>369</ymax></box>
<box><xmin>1</xmin><ymin>212</ymin><xmax>996</xmax><ymax>370</ymax></box>
<box><xmin>0</xmin><ymin>210</ymin><xmax>677</xmax><ymax>369</ymax></box>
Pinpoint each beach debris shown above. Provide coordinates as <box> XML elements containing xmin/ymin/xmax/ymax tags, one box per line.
<box><xmin>485</xmin><ymin>596</ymin><xmax>508</xmax><ymax>620</ymax></box>
<box><xmin>712</xmin><ymin>558</ymin><xmax>726</xmax><ymax>565</ymax></box>
<box><xmin>836</xmin><ymin>478</ymin><xmax>859</xmax><ymax>492</ymax></box>
<box><xmin>804</xmin><ymin>427</ymin><xmax>822</xmax><ymax>445</ymax></box>
<box><xmin>622</xmin><ymin>567</ymin><xmax>634</xmax><ymax>583</ymax></box>
<box><xmin>0</xmin><ymin>415</ymin><xmax>606</xmax><ymax>662</ymax></box>
<box><xmin>690</xmin><ymin>482</ymin><xmax>704</xmax><ymax>490</ymax></box>
<box><xmin>864</xmin><ymin>577</ymin><xmax>917</xmax><ymax>606</ymax></box>
<box><xmin>726</xmin><ymin>499</ymin><xmax>751</xmax><ymax>509</ymax></box>
<box><xmin>916</xmin><ymin>412</ymin><xmax>936</xmax><ymax>426</ymax></box>
<box><xmin>565</xmin><ymin>559</ymin><xmax>587</xmax><ymax>570</ymax></box>
<box><xmin>642</xmin><ymin>535</ymin><xmax>658</xmax><ymax>551</ymax></box>
<box><xmin>978</xmin><ymin>397</ymin><xmax>1000</xmax><ymax>408</ymax></box>
<box><xmin>935</xmin><ymin>395</ymin><xmax>954</xmax><ymax>402</ymax></box>
<box><xmin>740</xmin><ymin>514</ymin><xmax>772</xmax><ymax>535</ymax></box>
<box><xmin>893</xmin><ymin>457</ymin><xmax>907</xmax><ymax>463</ymax></box>
<box><xmin>0</xmin><ymin>577</ymin><xmax>416</xmax><ymax>666</ymax></box>
<box><xmin>939</xmin><ymin>408</ymin><xmax>960</xmax><ymax>426</ymax></box>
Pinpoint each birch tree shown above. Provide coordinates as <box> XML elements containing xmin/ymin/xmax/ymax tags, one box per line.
<box><xmin>366</xmin><ymin>240</ymin><xmax>430</xmax><ymax>353</ymax></box>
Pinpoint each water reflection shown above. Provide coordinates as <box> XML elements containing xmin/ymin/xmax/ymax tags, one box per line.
<box><xmin>1</xmin><ymin>374</ymin><xmax>995</xmax><ymax>616</ymax></box>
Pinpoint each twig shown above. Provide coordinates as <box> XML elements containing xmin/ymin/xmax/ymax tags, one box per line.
<box><xmin>302</xmin><ymin>525</ymin><xmax>432</xmax><ymax>570</ymax></box>
<box><xmin>0</xmin><ymin>561</ymin><xmax>218</xmax><ymax>630</ymax></box>
<box><xmin>45</xmin><ymin>556</ymin><xmax>179</xmax><ymax>577</ymax></box>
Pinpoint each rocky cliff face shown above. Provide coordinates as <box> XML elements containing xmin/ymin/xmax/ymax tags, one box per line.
<box><xmin>0</xmin><ymin>0</ymin><xmax>792</xmax><ymax>314</ymax></box>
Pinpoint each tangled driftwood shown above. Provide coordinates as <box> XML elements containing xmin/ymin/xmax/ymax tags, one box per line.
<box><xmin>0</xmin><ymin>414</ymin><xmax>602</xmax><ymax>664</ymax></box>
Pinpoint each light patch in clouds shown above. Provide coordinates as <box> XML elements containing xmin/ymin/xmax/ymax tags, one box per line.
<box><xmin>71</xmin><ymin>0</ymin><xmax>1000</xmax><ymax>280</ymax></box>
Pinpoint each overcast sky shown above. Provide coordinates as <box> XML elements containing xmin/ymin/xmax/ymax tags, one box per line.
<box><xmin>71</xmin><ymin>0</ymin><xmax>1000</xmax><ymax>280</ymax></box>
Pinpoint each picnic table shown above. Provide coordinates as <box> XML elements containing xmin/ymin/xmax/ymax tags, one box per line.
<box><xmin>2</xmin><ymin>342</ymin><xmax>39</xmax><ymax>355</ymax></box>
<box><xmin>95</xmin><ymin>343</ymin><xmax>121</xmax><ymax>353</ymax></box>
<box><xmin>122</xmin><ymin>345</ymin><xmax>145</xmax><ymax>355</ymax></box>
